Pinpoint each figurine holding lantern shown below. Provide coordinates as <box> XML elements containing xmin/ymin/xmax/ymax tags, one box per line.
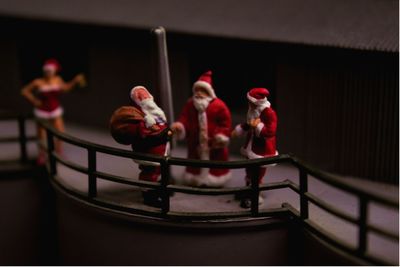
<box><xmin>231</xmin><ymin>88</ymin><xmax>278</xmax><ymax>208</ymax></box>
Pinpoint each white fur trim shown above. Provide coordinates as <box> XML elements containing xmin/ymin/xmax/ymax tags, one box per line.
<box><xmin>193</xmin><ymin>81</ymin><xmax>216</xmax><ymax>99</ymax></box>
<box><xmin>240</xmin><ymin>137</ymin><xmax>262</xmax><ymax>159</ymax></box>
<box><xmin>180</xmin><ymin>171</ymin><xmax>232</xmax><ymax>188</ymax></box>
<box><xmin>240</xmin><ymin>133</ymin><xmax>278</xmax><ymax>166</ymax></box>
<box><xmin>255</xmin><ymin>122</ymin><xmax>265</xmax><ymax>137</ymax></box>
<box><xmin>247</xmin><ymin>93</ymin><xmax>271</xmax><ymax>108</ymax></box>
<box><xmin>34</xmin><ymin>107</ymin><xmax>63</xmax><ymax>119</ymax></box>
<box><xmin>173</xmin><ymin>122</ymin><xmax>186</xmax><ymax>140</ymax></box>
<box><xmin>214</xmin><ymin>133</ymin><xmax>229</xmax><ymax>146</ymax></box>
<box><xmin>247</xmin><ymin>93</ymin><xmax>266</xmax><ymax>104</ymax></box>
<box><xmin>198</xmin><ymin>111</ymin><xmax>209</xmax><ymax>159</ymax></box>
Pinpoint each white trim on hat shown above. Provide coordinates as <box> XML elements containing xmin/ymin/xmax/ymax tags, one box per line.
<box><xmin>193</xmin><ymin>81</ymin><xmax>216</xmax><ymax>99</ymax></box>
<box><xmin>247</xmin><ymin>92</ymin><xmax>269</xmax><ymax>105</ymax></box>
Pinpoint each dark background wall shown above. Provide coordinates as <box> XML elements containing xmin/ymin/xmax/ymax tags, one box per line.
<box><xmin>0</xmin><ymin>17</ymin><xmax>398</xmax><ymax>184</ymax></box>
<box><xmin>276</xmin><ymin>47</ymin><xmax>399</xmax><ymax>182</ymax></box>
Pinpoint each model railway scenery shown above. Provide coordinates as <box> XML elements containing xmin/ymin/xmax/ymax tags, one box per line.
<box><xmin>0</xmin><ymin>0</ymin><xmax>398</xmax><ymax>266</ymax></box>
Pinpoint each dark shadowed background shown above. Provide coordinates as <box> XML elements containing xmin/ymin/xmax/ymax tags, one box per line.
<box><xmin>0</xmin><ymin>0</ymin><xmax>398</xmax><ymax>183</ymax></box>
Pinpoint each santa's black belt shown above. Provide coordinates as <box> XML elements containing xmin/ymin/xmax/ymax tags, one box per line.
<box><xmin>140</xmin><ymin>127</ymin><xmax>171</xmax><ymax>147</ymax></box>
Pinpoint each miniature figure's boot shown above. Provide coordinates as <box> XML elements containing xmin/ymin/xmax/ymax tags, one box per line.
<box><xmin>239</xmin><ymin>166</ymin><xmax>267</xmax><ymax>209</ymax></box>
<box><xmin>239</xmin><ymin>184</ymin><xmax>264</xmax><ymax>209</ymax></box>
<box><xmin>240</xmin><ymin>193</ymin><xmax>264</xmax><ymax>209</ymax></box>
<box><xmin>138</xmin><ymin>165</ymin><xmax>173</xmax><ymax>207</ymax></box>
<box><xmin>36</xmin><ymin>150</ymin><xmax>47</xmax><ymax>166</ymax></box>
<box><xmin>142</xmin><ymin>189</ymin><xmax>163</xmax><ymax>208</ymax></box>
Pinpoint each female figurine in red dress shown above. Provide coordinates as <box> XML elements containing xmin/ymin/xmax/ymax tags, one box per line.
<box><xmin>21</xmin><ymin>58</ymin><xmax>86</xmax><ymax>164</ymax></box>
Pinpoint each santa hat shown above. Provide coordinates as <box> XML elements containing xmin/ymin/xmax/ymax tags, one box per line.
<box><xmin>193</xmin><ymin>70</ymin><xmax>216</xmax><ymax>99</ymax></box>
<box><xmin>43</xmin><ymin>58</ymin><xmax>61</xmax><ymax>72</ymax></box>
<box><xmin>247</xmin><ymin>88</ymin><xmax>270</xmax><ymax>105</ymax></box>
<box><xmin>130</xmin><ymin>86</ymin><xmax>154</xmax><ymax>105</ymax></box>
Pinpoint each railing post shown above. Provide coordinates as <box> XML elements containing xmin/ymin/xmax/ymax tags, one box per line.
<box><xmin>46</xmin><ymin>129</ymin><xmax>57</xmax><ymax>176</ymax></box>
<box><xmin>18</xmin><ymin>116</ymin><xmax>28</xmax><ymax>163</ymax></box>
<box><xmin>357</xmin><ymin>195</ymin><xmax>368</xmax><ymax>255</ymax></box>
<box><xmin>299</xmin><ymin>167</ymin><xmax>309</xmax><ymax>220</ymax></box>
<box><xmin>251</xmin><ymin>166</ymin><xmax>259</xmax><ymax>216</ymax></box>
<box><xmin>88</xmin><ymin>149</ymin><xmax>97</xmax><ymax>198</ymax></box>
<box><xmin>160</xmin><ymin>158</ymin><xmax>170</xmax><ymax>215</ymax></box>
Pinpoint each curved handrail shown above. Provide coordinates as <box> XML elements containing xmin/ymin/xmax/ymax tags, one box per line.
<box><xmin>0</xmin><ymin>112</ymin><xmax>36</xmax><ymax>163</ymax></box>
<box><xmin>36</xmin><ymin>118</ymin><xmax>398</xmax><ymax>207</ymax></box>
<box><xmin>1</xmin><ymin>112</ymin><xmax>398</xmax><ymax>265</ymax></box>
<box><xmin>290</xmin><ymin>156</ymin><xmax>398</xmax><ymax>207</ymax></box>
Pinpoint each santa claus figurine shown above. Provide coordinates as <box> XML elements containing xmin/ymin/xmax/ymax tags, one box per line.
<box><xmin>231</xmin><ymin>87</ymin><xmax>278</xmax><ymax>208</ymax></box>
<box><xmin>110</xmin><ymin>86</ymin><xmax>171</xmax><ymax>207</ymax></box>
<box><xmin>171</xmin><ymin>71</ymin><xmax>232</xmax><ymax>187</ymax></box>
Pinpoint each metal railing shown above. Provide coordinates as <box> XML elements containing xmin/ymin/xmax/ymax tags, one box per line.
<box><xmin>0</xmin><ymin>111</ymin><xmax>36</xmax><ymax>163</ymax></box>
<box><xmin>0</xmin><ymin>113</ymin><xmax>398</xmax><ymax>265</ymax></box>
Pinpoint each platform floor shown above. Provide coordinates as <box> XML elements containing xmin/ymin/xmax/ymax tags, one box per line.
<box><xmin>0</xmin><ymin>119</ymin><xmax>398</xmax><ymax>263</ymax></box>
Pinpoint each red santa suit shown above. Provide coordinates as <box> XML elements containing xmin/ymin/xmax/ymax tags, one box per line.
<box><xmin>34</xmin><ymin>59</ymin><xmax>64</xmax><ymax>119</ymax></box>
<box><xmin>33</xmin><ymin>84</ymin><xmax>64</xmax><ymax>119</ymax></box>
<box><xmin>234</xmin><ymin>88</ymin><xmax>278</xmax><ymax>184</ymax></box>
<box><xmin>174</xmin><ymin>71</ymin><xmax>232</xmax><ymax>187</ymax></box>
<box><xmin>110</xmin><ymin>86</ymin><xmax>170</xmax><ymax>182</ymax></box>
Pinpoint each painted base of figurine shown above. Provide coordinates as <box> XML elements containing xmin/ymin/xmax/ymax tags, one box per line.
<box><xmin>235</xmin><ymin>191</ymin><xmax>265</xmax><ymax>209</ymax></box>
<box><xmin>142</xmin><ymin>189</ymin><xmax>163</xmax><ymax>208</ymax></box>
<box><xmin>141</xmin><ymin>189</ymin><xmax>175</xmax><ymax>208</ymax></box>
<box><xmin>239</xmin><ymin>194</ymin><xmax>265</xmax><ymax>209</ymax></box>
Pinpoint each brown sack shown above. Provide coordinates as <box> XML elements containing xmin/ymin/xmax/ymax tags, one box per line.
<box><xmin>109</xmin><ymin>106</ymin><xmax>144</xmax><ymax>145</ymax></box>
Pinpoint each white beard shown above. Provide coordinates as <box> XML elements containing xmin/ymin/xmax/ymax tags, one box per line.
<box><xmin>247</xmin><ymin>100</ymin><xmax>271</xmax><ymax>123</ymax></box>
<box><xmin>193</xmin><ymin>96</ymin><xmax>212</xmax><ymax>112</ymax></box>
<box><xmin>247</xmin><ymin>106</ymin><xmax>262</xmax><ymax>123</ymax></box>
<box><xmin>139</xmin><ymin>98</ymin><xmax>167</xmax><ymax>128</ymax></box>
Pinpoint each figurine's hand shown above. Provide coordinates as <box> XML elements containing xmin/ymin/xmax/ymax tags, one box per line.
<box><xmin>250</xmin><ymin>118</ymin><xmax>261</xmax><ymax>128</ymax></box>
<box><xmin>150</xmin><ymin>124</ymin><xmax>160</xmax><ymax>131</ymax></box>
<box><xmin>211</xmin><ymin>138</ymin><xmax>226</xmax><ymax>149</ymax></box>
<box><xmin>171</xmin><ymin>122</ymin><xmax>183</xmax><ymax>135</ymax></box>
<box><xmin>33</xmin><ymin>99</ymin><xmax>42</xmax><ymax>108</ymax></box>
<box><xmin>74</xmin><ymin>73</ymin><xmax>87</xmax><ymax>88</ymax></box>
<box><xmin>231</xmin><ymin>129</ymin><xmax>238</xmax><ymax>138</ymax></box>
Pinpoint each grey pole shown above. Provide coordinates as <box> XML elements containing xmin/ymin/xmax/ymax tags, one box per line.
<box><xmin>151</xmin><ymin>26</ymin><xmax>175</xmax><ymax>126</ymax></box>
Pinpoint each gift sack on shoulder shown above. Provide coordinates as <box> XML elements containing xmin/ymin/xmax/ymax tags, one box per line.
<box><xmin>109</xmin><ymin>106</ymin><xmax>144</xmax><ymax>145</ymax></box>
